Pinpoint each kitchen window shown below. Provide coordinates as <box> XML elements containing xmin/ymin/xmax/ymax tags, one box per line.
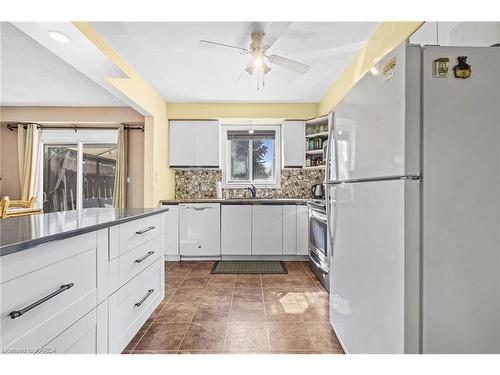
<box><xmin>222</xmin><ymin>125</ymin><xmax>281</xmax><ymax>188</ymax></box>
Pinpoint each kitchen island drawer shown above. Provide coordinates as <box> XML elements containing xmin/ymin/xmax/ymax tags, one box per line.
<box><xmin>42</xmin><ymin>301</ymin><xmax>107</xmax><ymax>354</ymax></box>
<box><xmin>0</xmin><ymin>247</ymin><xmax>98</xmax><ymax>352</ymax></box>
<box><xmin>109</xmin><ymin>235</ymin><xmax>163</xmax><ymax>292</ymax></box>
<box><xmin>110</xmin><ymin>214</ymin><xmax>163</xmax><ymax>259</ymax></box>
<box><xmin>108</xmin><ymin>257</ymin><xmax>164</xmax><ymax>354</ymax></box>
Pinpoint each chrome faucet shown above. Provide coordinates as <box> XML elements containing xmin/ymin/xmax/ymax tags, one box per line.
<box><xmin>247</xmin><ymin>184</ymin><xmax>257</xmax><ymax>198</ymax></box>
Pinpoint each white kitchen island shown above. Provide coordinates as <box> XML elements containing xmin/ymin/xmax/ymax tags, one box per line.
<box><xmin>0</xmin><ymin>207</ymin><xmax>169</xmax><ymax>354</ymax></box>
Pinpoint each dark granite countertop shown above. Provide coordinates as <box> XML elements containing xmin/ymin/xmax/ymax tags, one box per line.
<box><xmin>159</xmin><ymin>198</ymin><xmax>308</xmax><ymax>205</ymax></box>
<box><xmin>0</xmin><ymin>207</ymin><xmax>169</xmax><ymax>257</ymax></box>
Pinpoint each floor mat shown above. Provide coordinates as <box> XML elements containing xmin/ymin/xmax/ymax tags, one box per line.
<box><xmin>211</xmin><ymin>260</ymin><xmax>288</xmax><ymax>274</ymax></box>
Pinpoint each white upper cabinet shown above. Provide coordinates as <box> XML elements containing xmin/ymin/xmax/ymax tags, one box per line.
<box><xmin>169</xmin><ymin>120</ymin><xmax>220</xmax><ymax>168</ymax></box>
<box><xmin>169</xmin><ymin>121</ymin><xmax>195</xmax><ymax>167</ymax></box>
<box><xmin>282</xmin><ymin>120</ymin><xmax>305</xmax><ymax>168</ymax></box>
<box><xmin>194</xmin><ymin>121</ymin><xmax>220</xmax><ymax>167</ymax></box>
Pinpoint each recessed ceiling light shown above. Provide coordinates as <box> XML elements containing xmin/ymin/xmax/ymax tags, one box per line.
<box><xmin>47</xmin><ymin>30</ymin><xmax>70</xmax><ymax>44</ymax></box>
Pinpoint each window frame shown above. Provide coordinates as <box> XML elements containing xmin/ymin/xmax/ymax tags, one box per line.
<box><xmin>221</xmin><ymin>124</ymin><xmax>281</xmax><ymax>188</ymax></box>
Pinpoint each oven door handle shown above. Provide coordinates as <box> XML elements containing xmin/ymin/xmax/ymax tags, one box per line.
<box><xmin>309</xmin><ymin>252</ymin><xmax>329</xmax><ymax>274</ymax></box>
<box><xmin>309</xmin><ymin>210</ymin><xmax>327</xmax><ymax>223</ymax></box>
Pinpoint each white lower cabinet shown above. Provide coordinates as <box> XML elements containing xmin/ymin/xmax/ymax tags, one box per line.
<box><xmin>0</xmin><ymin>244</ymin><xmax>98</xmax><ymax>352</ymax></box>
<box><xmin>221</xmin><ymin>205</ymin><xmax>252</xmax><ymax>255</ymax></box>
<box><xmin>283</xmin><ymin>206</ymin><xmax>297</xmax><ymax>255</ymax></box>
<box><xmin>164</xmin><ymin>205</ymin><xmax>179</xmax><ymax>258</ymax></box>
<box><xmin>252</xmin><ymin>205</ymin><xmax>283</xmax><ymax>255</ymax></box>
<box><xmin>179</xmin><ymin>203</ymin><xmax>220</xmax><ymax>256</ymax></box>
<box><xmin>108</xmin><ymin>257</ymin><xmax>164</xmax><ymax>354</ymax></box>
<box><xmin>44</xmin><ymin>302</ymin><xmax>107</xmax><ymax>354</ymax></box>
<box><xmin>296</xmin><ymin>205</ymin><xmax>309</xmax><ymax>255</ymax></box>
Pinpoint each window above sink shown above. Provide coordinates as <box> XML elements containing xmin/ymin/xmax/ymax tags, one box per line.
<box><xmin>221</xmin><ymin>124</ymin><xmax>281</xmax><ymax>188</ymax></box>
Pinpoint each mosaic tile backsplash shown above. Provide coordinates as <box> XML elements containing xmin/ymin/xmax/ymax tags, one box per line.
<box><xmin>175</xmin><ymin>168</ymin><xmax>325</xmax><ymax>199</ymax></box>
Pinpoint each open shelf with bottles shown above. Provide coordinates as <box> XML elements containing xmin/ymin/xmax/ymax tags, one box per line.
<box><xmin>304</xmin><ymin>115</ymin><xmax>329</xmax><ymax>168</ymax></box>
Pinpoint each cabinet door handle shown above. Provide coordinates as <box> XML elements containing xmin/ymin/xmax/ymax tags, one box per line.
<box><xmin>135</xmin><ymin>289</ymin><xmax>155</xmax><ymax>307</ymax></box>
<box><xmin>135</xmin><ymin>251</ymin><xmax>155</xmax><ymax>263</ymax></box>
<box><xmin>9</xmin><ymin>283</ymin><xmax>74</xmax><ymax>319</ymax></box>
<box><xmin>135</xmin><ymin>226</ymin><xmax>155</xmax><ymax>235</ymax></box>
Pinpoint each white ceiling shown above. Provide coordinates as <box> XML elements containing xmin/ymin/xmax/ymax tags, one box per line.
<box><xmin>91</xmin><ymin>22</ymin><xmax>379</xmax><ymax>103</ymax></box>
<box><xmin>0</xmin><ymin>22</ymin><xmax>126</xmax><ymax>107</ymax></box>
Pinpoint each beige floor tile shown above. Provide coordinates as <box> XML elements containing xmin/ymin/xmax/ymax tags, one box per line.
<box><xmin>235</xmin><ymin>274</ymin><xmax>262</xmax><ymax>288</ymax></box>
<box><xmin>192</xmin><ymin>302</ymin><xmax>231</xmax><ymax>322</ymax></box>
<box><xmin>298</xmin><ymin>302</ymin><xmax>330</xmax><ymax>322</ymax></box>
<box><xmin>224</xmin><ymin>323</ymin><xmax>269</xmax><ymax>352</ymax></box>
<box><xmin>232</xmin><ymin>286</ymin><xmax>263</xmax><ymax>302</ymax></box>
<box><xmin>262</xmin><ymin>288</ymin><xmax>295</xmax><ymax>303</ymax></box>
<box><xmin>156</xmin><ymin>302</ymin><xmax>198</xmax><ymax>323</ymax></box>
<box><xmin>230</xmin><ymin>302</ymin><xmax>266</xmax><ymax>322</ymax></box>
<box><xmin>267</xmin><ymin>322</ymin><xmax>314</xmax><ymax>351</ymax></box>
<box><xmin>134</xmin><ymin>323</ymin><xmax>189</xmax><ymax>351</ymax></box>
<box><xmin>265</xmin><ymin>302</ymin><xmax>304</xmax><ymax>323</ymax></box>
<box><xmin>179</xmin><ymin>323</ymin><xmax>227</xmax><ymax>351</ymax></box>
<box><xmin>305</xmin><ymin>323</ymin><xmax>343</xmax><ymax>353</ymax></box>
<box><xmin>170</xmin><ymin>288</ymin><xmax>205</xmax><ymax>302</ymax></box>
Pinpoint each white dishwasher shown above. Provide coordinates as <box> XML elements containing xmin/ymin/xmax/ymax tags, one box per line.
<box><xmin>179</xmin><ymin>203</ymin><xmax>221</xmax><ymax>257</ymax></box>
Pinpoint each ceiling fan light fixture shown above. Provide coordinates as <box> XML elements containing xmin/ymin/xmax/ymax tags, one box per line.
<box><xmin>245</xmin><ymin>64</ymin><xmax>255</xmax><ymax>75</ymax></box>
<box><xmin>253</xmin><ymin>55</ymin><xmax>263</xmax><ymax>68</ymax></box>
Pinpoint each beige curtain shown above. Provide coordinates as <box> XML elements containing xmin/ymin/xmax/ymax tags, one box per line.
<box><xmin>17</xmin><ymin>124</ymin><xmax>40</xmax><ymax>202</ymax></box>
<box><xmin>113</xmin><ymin>125</ymin><xmax>128</xmax><ymax>208</ymax></box>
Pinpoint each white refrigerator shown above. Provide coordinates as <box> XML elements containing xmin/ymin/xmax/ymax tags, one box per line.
<box><xmin>326</xmin><ymin>42</ymin><xmax>500</xmax><ymax>354</ymax></box>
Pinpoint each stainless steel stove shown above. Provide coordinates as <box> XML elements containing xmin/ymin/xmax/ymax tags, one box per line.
<box><xmin>307</xmin><ymin>199</ymin><xmax>329</xmax><ymax>291</ymax></box>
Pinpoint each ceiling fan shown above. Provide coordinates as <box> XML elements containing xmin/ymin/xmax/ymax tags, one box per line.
<box><xmin>199</xmin><ymin>22</ymin><xmax>310</xmax><ymax>88</ymax></box>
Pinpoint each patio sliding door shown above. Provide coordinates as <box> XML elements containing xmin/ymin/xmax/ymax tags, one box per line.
<box><xmin>39</xmin><ymin>129</ymin><xmax>118</xmax><ymax>213</ymax></box>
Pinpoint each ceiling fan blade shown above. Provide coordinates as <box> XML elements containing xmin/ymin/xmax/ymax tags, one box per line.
<box><xmin>267</xmin><ymin>54</ymin><xmax>310</xmax><ymax>74</ymax></box>
<box><xmin>263</xmin><ymin>22</ymin><xmax>291</xmax><ymax>49</ymax></box>
<box><xmin>199</xmin><ymin>40</ymin><xmax>249</xmax><ymax>54</ymax></box>
<box><xmin>235</xmin><ymin>69</ymin><xmax>246</xmax><ymax>85</ymax></box>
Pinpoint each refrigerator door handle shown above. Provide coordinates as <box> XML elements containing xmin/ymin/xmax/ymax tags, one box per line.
<box><xmin>327</xmin><ymin>185</ymin><xmax>337</xmax><ymax>263</ymax></box>
<box><xmin>325</xmin><ymin>111</ymin><xmax>336</xmax><ymax>183</ymax></box>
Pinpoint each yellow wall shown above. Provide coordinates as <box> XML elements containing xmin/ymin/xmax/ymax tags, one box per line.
<box><xmin>318</xmin><ymin>22</ymin><xmax>424</xmax><ymax>116</ymax></box>
<box><xmin>73</xmin><ymin>22</ymin><xmax>174</xmax><ymax>207</ymax></box>
<box><xmin>167</xmin><ymin>103</ymin><xmax>318</xmax><ymax>120</ymax></box>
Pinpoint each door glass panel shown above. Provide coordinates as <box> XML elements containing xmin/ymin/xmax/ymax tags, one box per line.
<box><xmin>82</xmin><ymin>144</ymin><xmax>117</xmax><ymax>208</ymax></box>
<box><xmin>43</xmin><ymin>144</ymin><xmax>78</xmax><ymax>213</ymax></box>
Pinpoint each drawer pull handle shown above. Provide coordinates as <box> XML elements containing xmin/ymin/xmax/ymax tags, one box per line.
<box><xmin>135</xmin><ymin>226</ymin><xmax>155</xmax><ymax>235</ymax></box>
<box><xmin>135</xmin><ymin>251</ymin><xmax>155</xmax><ymax>263</ymax></box>
<box><xmin>9</xmin><ymin>283</ymin><xmax>74</xmax><ymax>320</ymax></box>
<box><xmin>135</xmin><ymin>289</ymin><xmax>155</xmax><ymax>307</ymax></box>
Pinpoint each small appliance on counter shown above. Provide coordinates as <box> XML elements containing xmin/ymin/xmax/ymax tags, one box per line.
<box><xmin>311</xmin><ymin>183</ymin><xmax>325</xmax><ymax>199</ymax></box>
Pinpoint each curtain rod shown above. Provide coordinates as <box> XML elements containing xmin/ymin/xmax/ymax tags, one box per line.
<box><xmin>6</xmin><ymin>123</ymin><xmax>144</xmax><ymax>132</ymax></box>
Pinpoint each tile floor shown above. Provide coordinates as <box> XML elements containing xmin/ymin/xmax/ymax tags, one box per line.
<box><xmin>122</xmin><ymin>261</ymin><xmax>343</xmax><ymax>354</ymax></box>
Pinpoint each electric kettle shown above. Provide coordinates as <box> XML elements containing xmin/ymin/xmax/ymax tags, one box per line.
<box><xmin>311</xmin><ymin>183</ymin><xmax>325</xmax><ymax>199</ymax></box>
